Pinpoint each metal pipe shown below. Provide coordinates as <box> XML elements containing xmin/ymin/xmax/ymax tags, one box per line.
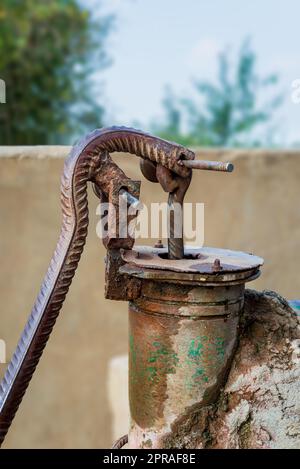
<box><xmin>128</xmin><ymin>279</ymin><xmax>244</xmax><ymax>448</ymax></box>
<box><xmin>120</xmin><ymin>245</ymin><xmax>263</xmax><ymax>449</ymax></box>
<box><xmin>181</xmin><ymin>160</ymin><xmax>234</xmax><ymax>172</ymax></box>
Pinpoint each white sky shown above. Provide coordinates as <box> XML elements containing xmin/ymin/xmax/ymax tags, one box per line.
<box><xmin>93</xmin><ymin>0</ymin><xmax>300</xmax><ymax>145</ymax></box>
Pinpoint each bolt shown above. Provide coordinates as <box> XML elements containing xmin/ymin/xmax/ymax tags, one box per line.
<box><xmin>154</xmin><ymin>239</ymin><xmax>164</xmax><ymax>249</ymax></box>
<box><xmin>212</xmin><ymin>258</ymin><xmax>222</xmax><ymax>272</ymax></box>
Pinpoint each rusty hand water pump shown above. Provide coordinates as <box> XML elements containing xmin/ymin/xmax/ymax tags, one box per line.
<box><xmin>0</xmin><ymin>127</ymin><xmax>263</xmax><ymax>448</ymax></box>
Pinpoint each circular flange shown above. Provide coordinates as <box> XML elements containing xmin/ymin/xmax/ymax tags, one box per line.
<box><xmin>121</xmin><ymin>245</ymin><xmax>263</xmax><ymax>274</ymax></box>
<box><xmin>120</xmin><ymin>245</ymin><xmax>263</xmax><ymax>286</ymax></box>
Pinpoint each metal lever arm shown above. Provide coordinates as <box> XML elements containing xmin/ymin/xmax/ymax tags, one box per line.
<box><xmin>0</xmin><ymin>127</ymin><xmax>194</xmax><ymax>446</ymax></box>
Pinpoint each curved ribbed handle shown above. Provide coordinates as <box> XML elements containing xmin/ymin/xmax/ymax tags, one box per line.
<box><xmin>0</xmin><ymin>127</ymin><xmax>194</xmax><ymax>446</ymax></box>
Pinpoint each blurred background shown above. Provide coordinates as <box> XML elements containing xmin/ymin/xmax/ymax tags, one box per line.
<box><xmin>0</xmin><ymin>0</ymin><xmax>299</xmax><ymax>448</ymax></box>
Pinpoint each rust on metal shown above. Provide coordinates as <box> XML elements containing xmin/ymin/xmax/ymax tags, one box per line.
<box><xmin>154</xmin><ymin>239</ymin><xmax>164</xmax><ymax>249</ymax></box>
<box><xmin>139</xmin><ymin>158</ymin><xmax>159</xmax><ymax>183</ymax></box>
<box><xmin>156</xmin><ymin>164</ymin><xmax>191</xmax><ymax>260</ymax></box>
<box><xmin>121</xmin><ymin>246</ymin><xmax>263</xmax><ymax>275</ymax></box>
<box><xmin>120</xmin><ymin>263</ymin><xmax>261</xmax><ymax>287</ymax></box>
<box><xmin>180</xmin><ymin>159</ymin><xmax>234</xmax><ymax>172</ymax></box>
<box><xmin>140</xmin><ymin>152</ymin><xmax>234</xmax><ymax>260</ymax></box>
<box><xmin>0</xmin><ymin>124</ymin><xmax>261</xmax><ymax>451</ymax></box>
<box><xmin>127</xmin><ymin>269</ymin><xmax>246</xmax><ymax>448</ymax></box>
<box><xmin>124</xmin><ymin>245</ymin><xmax>263</xmax><ymax>448</ymax></box>
<box><xmin>112</xmin><ymin>434</ymin><xmax>129</xmax><ymax>449</ymax></box>
<box><xmin>213</xmin><ymin>258</ymin><xmax>222</xmax><ymax>272</ymax></box>
<box><xmin>0</xmin><ymin>126</ymin><xmax>195</xmax><ymax>446</ymax></box>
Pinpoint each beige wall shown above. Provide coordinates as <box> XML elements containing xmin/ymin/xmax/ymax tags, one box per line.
<box><xmin>0</xmin><ymin>146</ymin><xmax>299</xmax><ymax>448</ymax></box>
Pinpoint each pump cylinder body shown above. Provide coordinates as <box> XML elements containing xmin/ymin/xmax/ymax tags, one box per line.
<box><xmin>128</xmin><ymin>280</ymin><xmax>244</xmax><ymax>449</ymax></box>
<box><xmin>119</xmin><ymin>245</ymin><xmax>263</xmax><ymax>449</ymax></box>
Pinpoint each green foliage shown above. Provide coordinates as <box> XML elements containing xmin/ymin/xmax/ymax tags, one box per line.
<box><xmin>154</xmin><ymin>40</ymin><xmax>282</xmax><ymax>147</ymax></box>
<box><xmin>0</xmin><ymin>0</ymin><xmax>113</xmax><ymax>144</ymax></box>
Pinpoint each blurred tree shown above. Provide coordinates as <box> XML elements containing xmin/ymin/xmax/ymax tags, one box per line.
<box><xmin>151</xmin><ymin>88</ymin><xmax>194</xmax><ymax>147</ymax></box>
<box><xmin>0</xmin><ymin>0</ymin><xmax>112</xmax><ymax>144</ymax></box>
<box><xmin>154</xmin><ymin>40</ymin><xmax>282</xmax><ymax>147</ymax></box>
